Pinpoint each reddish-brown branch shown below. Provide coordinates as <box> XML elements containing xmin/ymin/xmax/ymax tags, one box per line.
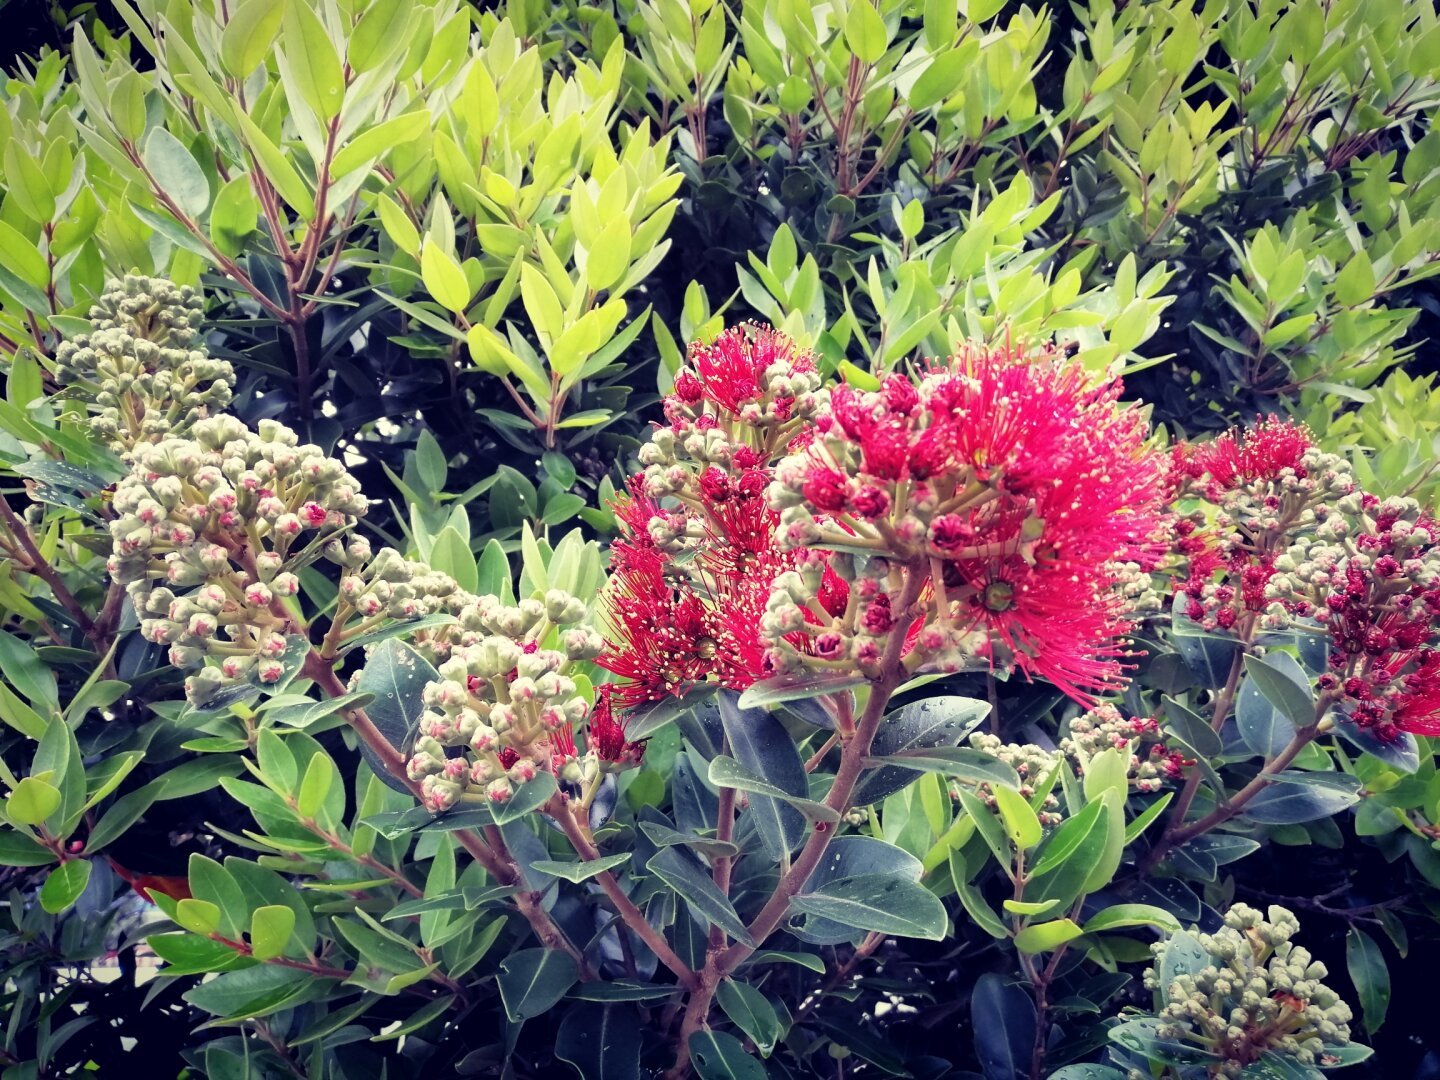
<box><xmin>664</xmin><ymin>563</ymin><xmax>927</xmax><ymax>1078</ymax></box>
<box><xmin>0</xmin><ymin>492</ymin><xmax>107</xmax><ymax>652</ymax></box>
<box><xmin>552</xmin><ymin>799</ymin><xmax>698</xmax><ymax>988</ymax></box>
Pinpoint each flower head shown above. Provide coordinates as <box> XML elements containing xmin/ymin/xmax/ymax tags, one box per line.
<box><xmin>766</xmin><ymin>340</ymin><xmax>1168</xmax><ymax>703</ymax></box>
<box><xmin>587</xmin><ymin>685</ymin><xmax>645</xmax><ymax>769</ymax></box>
<box><xmin>1187</xmin><ymin>415</ymin><xmax>1313</xmax><ymax>493</ymax></box>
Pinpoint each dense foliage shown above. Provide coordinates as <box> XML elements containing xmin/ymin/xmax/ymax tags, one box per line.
<box><xmin>3</xmin><ymin>0</ymin><xmax>1440</xmax><ymax>1078</ymax></box>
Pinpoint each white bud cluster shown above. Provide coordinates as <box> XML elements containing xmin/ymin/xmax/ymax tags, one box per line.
<box><xmin>405</xmin><ymin>591</ymin><xmax>601</xmax><ymax>812</ymax></box>
<box><xmin>1142</xmin><ymin>904</ymin><xmax>1354</xmax><ymax>1076</ymax></box>
<box><xmin>1060</xmin><ymin>705</ymin><xmax>1187</xmax><ymax>793</ymax></box>
<box><xmin>54</xmin><ymin>275</ymin><xmax>234</xmax><ymax>455</ymax></box>
<box><xmin>335</xmin><ymin>543</ymin><xmax>469</xmax><ymax>624</ymax></box>
<box><xmin>965</xmin><ymin>732</ymin><xmax>1063</xmax><ymax>824</ymax></box>
<box><xmin>106</xmin><ymin>415</ymin><xmax>366</xmax><ymax>704</ymax></box>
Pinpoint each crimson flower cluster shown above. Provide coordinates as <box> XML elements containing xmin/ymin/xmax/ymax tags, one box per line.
<box><xmin>599</xmin><ymin>324</ymin><xmax>831</xmax><ymax>704</ymax></box>
<box><xmin>1169</xmin><ymin>417</ymin><xmax>1348</xmax><ymax>634</ymax></box>
<box><xmin>766</xmin><ymin>342</ymin><xmax>1169</xmax><ymax>703</ymax></box>
<box><xmin>1301</xmin><ymin>498</ymin><xmax>1440</xmax><ymax>740</ymax></box>
<box><xmin>1172</xmin><ymin>417</ymin><xmax>1440</xmax><ymax>740</ymax></box>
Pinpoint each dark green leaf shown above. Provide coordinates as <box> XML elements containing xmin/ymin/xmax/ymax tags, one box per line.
<box><xmin>707</xmin><ymin>756</ymin><xmax>839</xmax><ymax>824</ymax></box>
<box><xmin>353</xmin><ymin>639</ymin><xmax>439</xmax><ymax>792</ymax></box>
<box><xmin>863</xmin><ymin>746</ymin><xmax>1018</xmax><ymax>788</ymax></box>
<box><xmin>717</xmin><ymin>692</ymin><xmax>810</xmax><ymax>859</ymax></box>
<box><xmin>788</xmin><ymin>873</ymin><xmax>947</xmax><ymax>941</ymax></box>
<box><xmin>1238</xmin><ymin>653</ymin><xmax>1313</xmax><ymax>756</ymax></box>
<box><xmin>556</xmin><ymin>1002</ymin><xmax>641</xmax><ymax>1080</ymax></box>
<box><xmin>184</xmin><ymin>964</ymin><xmax>327</xmax><ymax>1019</ymax></box>
<box><xmin>496</xmin><ymin>948</ymin><xmax>580</xmax><ymax>1022</ymax></box>
<box><xmin>1162</xmin><ymin>695</ymin><xmax>1223</xmax><ymax>758</ymax></box>
<box><xmin>1243</xmin><ymin>773</ymin><xmax>1360</xmax><ymax>824</ymax></box>
<box><xmin>1109</xmin><ymin>1017</ymin><xmax>1218</xmax><ymax>1066</ymax></box>
<box><xmin>792</xmin><ymin>835</ymin><xmax>923</xmax><ymax>945</ymax></box>
<box><xmin>855</xmin><ymin>695</ymin><xmax>994</xmax><ymax>804</ymax></box>
<box><xmin>530</xmin><ymin>853</ymin><xmax>631</xmax><ymax>882</ymax></box>
<box><xmin>646</xmin><ymin>847</ymin><xmax>754</xmax><ymax>946</ymax></box>
<box><xmin>492</xmin><ymin>772</ymin><xmax>558</xmax><ymax>824</ymax></box>
<box><xmin>716</xmin><ymin>979</ymin><xmax>783</xmax><ymax>1055</ymax></box>
<box><xmin>1346</xmin><ymin>927</ymin><xmax>1389</xmax><ymax>1035</ymax></box>
<box><xmin>688</xmin><ymin>1030</ymin><xmax>767</xmax><ymax>1080</ymax></box>
<box><xmin>1333</xmin><ymin>713</ymin><xmax>1420</xmax><ymax>774</ymax></box>
<box><xmin>971</xmin><ymin>973</ymin><xmax>1036</xmax><ymax>1080</ymax></box>
<box><xmin>735</xmin><ymin>672</ymin><xmax>869</xmax><ymax>709</ymax></box>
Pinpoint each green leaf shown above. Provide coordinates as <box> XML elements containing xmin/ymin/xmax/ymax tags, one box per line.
<box><xmin>492</xmin><ymin>772</ymin><xmax>558</xmax><ymax>824</ymax></box>
<box><xmin>647</xmin><ymin>847</ymin><xmax>755</xmax><ymax>946</ymax></box>
<box><xmin>1334</xmin><ymin>251</ymin><xmax>1376</xmax><ymax>307</ymax></box>
<box><xmin>143</xmin><ymin>129</ymin><xmax>211</xmax><ymax>220</ymax></box>
<box><xmin>908</xmin><ymin>52</ymin><xmax>966</xmax><ymax>109</ymax></box>
<box><xmin>788</xmin><ymin>873</ymin><xmax>948</xmax><ymax>941</ymax></box>
<box><xmin>281</xmin><ymin>0</ymin><xmax>345</xmax><ymax>121</ymax></box>
<box><xmin>716</xmin><ymin>979</ymin><xmax>783</xmax><ymax>1056</ymax></box>
<box><xmin>955</xmin><ymin>880</ymin><xmax>1010</xmax><ymax>939</ymax></box>
<box><xmin>1082</xmin><ymin>904</ymin><xmax>1180</xmax><ymax>935</ymax></box>
<box><xmin>230</xmin><ymin>108</ymin><xmax>316</xmax><ymax>218</ymax></box>
<box><xmin>587</xmin><ymin>216</ymin><xmax>632</xmax><ymax>293</ymax></box>
<box><xmin>39</xmin><ymin>859</ymin><xmax>91</xmax><ymax>913</ymax></box>
<box><xmin>529</xmin><ymin>853</ymin><xmax>631</xmax><ymax>882</ymax></box>
<box><xmin>330</xmin><ymin>111</ymin><xmax>429</xmax><ymax>178</ymax></box>
<box><xmin>349</xmin><ymin>0</ymin><xmax>415</xmax><ymax>72</ymax></box>
<box><xmin>1014</xmin><ymin>918</ymin><xmax>1083</xmax><ymax>954</ymax></box>
<box><xmin>376</xmin><ymin>193</ymin><xmax>420</xmax><ymax>255</ymax></box>
<box><xmin>0</xmin><ymin>223</ymin><xmax>47</xmax><ymax>291</ymax></box>
<box><xmin>430</xmin><ymin>527</ymin><xmax>478</xmax><ymax>593</ymax></box>
<box><xmin>1346</xmin><ymin>927</ymin><xmax>1389</xmax><ymax>1035</ymax></box>
<box><xmin>496</xmin><ymin>948</ymin><xmax>580</xmax><ymax>1022</ymax></box>
<box><xmin>1242</xmin><ymin>652</ymin><xmax>1314</xmax><ymax>730</ymax></box>
<box><xmin>184</xmin><ymin>964</ymin><xmax>326</xmax><ymax>1019</ymax></box>
<box><xmin>0</xmin><ymin>831</ymin><xmax>56</xmax><ymax>867</ymax></box>
<box><xmin>1024</xmin><ymin>797</ymin><xmax>1110</xmax><ymax>909</ymax></box>
<box><xmin>147</xmin><ymin>932</ymin><xmax>252</xmax><ymax>975</ymax></box>
<box><xmin>422</xmin><ymin>241</ymin><xmax>472</xmax><ymax>314</ymax></box>
<box><xmin>414</xmin><ymin>429</ymin><xmax>448</xmax><ymax>492</ymax></box>
<box><xmin>991</xmin><ymin>784</ymin><xmax>1042</xmax><ymax>850</ymax></box>
<box><xmin>0</xmin><ymin>629</ymin><xmax>59</xmax><ymax>711</ymax></box>
<box><xmin>744</xmin><ymin>950</ymin><xmax>826</xmax><ymax>974</ymax></box>
<box><xmin>4</xmin><ymin>141</ymin><xmax>55</xmax><ymax>223</ymax></box>
<box><xmin>175</xmin><ymin>898</ymin><xmax>222</xmax><ymax>935</ymax></box>
<box><xmin>220</xmin><ymin>0</ymin><xmax>284</xmax><ymax>77</ymax></box>
<box><xmin>844</xmin><ymin>0</ymin><xmax>888</xmax><ymax>64</ymax></box>
<box><xmin>250</xmin><ymin>904</ymin><xmax>296</xmax><ymax>961</ymax></box>
<box><xmin>296</xmin><ymin>752</ymin><xmax>337</xmax><ymax>822</ymax></box>
<box><xmin>7</xmin><ymin>776</ymin><xmax>60</xmax><ymax>825</ymax></box>
<box><xmin>371</xmin><ymin>994</ymin><xmax>453</xmax><ymax>1041</ymax></box>
<box><xmin>1002</xmin><ymin>899</ymin><xmax>1061</xmax><ymax>917</ymax></box>
<box><xmin>688</xmin><ymin>1030</ymin><xmax>767</xmax><ymax>1080</ymax></box>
